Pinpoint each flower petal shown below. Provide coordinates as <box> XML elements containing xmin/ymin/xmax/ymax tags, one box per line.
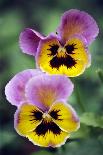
<box><xmin>37</xmin><ymin>34</ymin><xmax>89</xmax><ymax>77</ymax></box>
<box><xmin>63</xmin><ymin>36</ymin><xmax>89</xmax><ymax>76</ymax></box>
<box><xmin>14</xmin><ymin>103</ymin><xmax>43</xmax><ymax>135</ymax></box>
<box><xmin>15</xmin><ymin>103</ymin><xmax>70</xmax><ymax>147</ymax></box>
<box><xmin>5</xmin><ymin>69</ymin><xmax>41</xmax><ymax>106</ymax></box>
<box><xmin>26</xmin><ymin>122</ymin><xmax>69</xmax><ymax>147</ymax></box>
<box><xmin>25</xmin><ymin>73</ymin><xmax>73</xmax><ymax>111</ymax></box>
<box><xmin>57</xmin><ymin>9</ymin><xmax>99</xmax><ymax>45</ymax></box>
<box><xmin>19</xmin><ymin>28</ymin><xmax>44</xmax><ymax>56</ymax></box>
<box><xmin>36</xmin><ymin>34</ymin><xmax>60</xmax><ymax>70</ymax></box>
<box><xmin>49</xmin><ymin>101</ymin><xmax>80</xmax><ymax>132</ymax></box>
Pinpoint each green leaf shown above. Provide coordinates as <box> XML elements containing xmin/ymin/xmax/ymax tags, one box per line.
<box><xmin>80</xmin><ymin>112</ymin><xmax>103</xmax><ymax>128</ymax></box>
<box><xmin>71</xmin><ymin>124</ymin><xmax>90</xmax><ymax>138</ymax></box>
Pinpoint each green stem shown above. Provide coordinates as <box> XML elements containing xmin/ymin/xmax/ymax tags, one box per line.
<box><xmin>47</xmin><ymin>147</ymin><xmax>63</xmax><ymax>155</ymax></box>
<box><xmin>75</xmin><ymin>85</ymin><xmax>86</xmax><ymax>112</ymax></box>
<box><xmin>66</xmin><ymin>138</ymin><xmax>82</xmax><ymax>143</ymax></box>
<box><xmin>97</xmin><ymin>69</ymin><xmax>103</xmax><ymax>84</ymax></box>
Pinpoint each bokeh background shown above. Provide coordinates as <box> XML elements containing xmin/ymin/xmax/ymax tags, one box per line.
<box><xmin>0</xmin><ymin>0</ymin><xmax>103</xmax><ymax>155</ymax></box>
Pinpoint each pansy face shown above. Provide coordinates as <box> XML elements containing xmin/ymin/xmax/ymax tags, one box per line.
<box><xmin>15</xmin><ymin>101</ymin><xmax>79</xmax><ymax>147</ymax></box>
<box><xmin>19</xmin><ymin>9</ymin><xmax>99</xmax><ymax>77</ymax></box>
<box><xmin>5</xmin><ymin>69</ymin><xmax>79</xmax><ymax>147</ymax></box>
<box><xmin>36</xmin><ymin>35</ymin><xmax>89</xmax><ymax>77</ymax></box>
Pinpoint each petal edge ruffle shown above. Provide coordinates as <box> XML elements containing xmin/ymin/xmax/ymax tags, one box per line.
<box><xmin>19</xmin><ymin>28</ymin><xmax>44</xmax><ymax>56</ymax></box>
<box><xmin>57</xmin><ymin>9</ymin><xmax>99</xmax><ymax>45</ymax></box>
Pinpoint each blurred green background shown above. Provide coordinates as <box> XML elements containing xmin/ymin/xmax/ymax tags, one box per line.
<box><xmin>0</xmin><ymin>0</ymin><xmax>103</xmax><ymax>155</ymax></box>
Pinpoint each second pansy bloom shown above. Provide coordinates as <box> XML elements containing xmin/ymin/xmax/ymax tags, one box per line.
<box><xmin>5</xmin><ymin>69</ymin><xmax>79</xmax><ymax>147</ymax></box>
<box><xmin>19</xmin><ymin>9</ymin><xmax>99</xmax><ymax>77</ymax></box>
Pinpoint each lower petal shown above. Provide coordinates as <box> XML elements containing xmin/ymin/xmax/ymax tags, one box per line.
<box><xmin>64</xmin><ymin>36</ymin><xmax>89</xmax><ymax>76</ymax></box>
<box><xmin>26</xmin><ymin>128</ymin><xmax>69</xmax><ymax>147</ymax></box>
<box><xmin>15</xmin><ymin>103</ymin><xmax>43</xmax><ymax>135</ymax></box>
<box><xmin>49</xmin><ymin>101</ymin><xmax>80</xmax><ymax>133</ymax></box>
<box><xmin>36</xmin><ymin>35</ymin><xmax>89</xmax><ymax>77</ymax></box>
<box><xmin>65</xmin><ymin>36</ymin><xmax>89</xmax><ymax>64</ymax></box>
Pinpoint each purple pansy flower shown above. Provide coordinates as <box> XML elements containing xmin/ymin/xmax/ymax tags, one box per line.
<box><xmin>5</xmin><ymin>69</ymin><xmax>79</xmax><ymax>147</ymax></box>
<box><xmin>19</xmin><ymin>9</ymin><xmax>99</xmax><ymax>77</ymax></box>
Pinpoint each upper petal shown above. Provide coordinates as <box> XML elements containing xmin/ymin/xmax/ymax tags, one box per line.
<box><xmin>19</xmin><ymin>28</ymin><xmax>44</xmax><ymax>56</ymax></box>
<box><xmin>57</xmin><ymin>9</ymin><xmax>99</xmax><ymax>45</ymax></box>
<box><xmin>5</xmin><ymin>69</ymin><xmax>41</xmax><ymax>106</ymax></box>
<box><xmin>25</xmin><ymin>74</ymin><xmax>74</xmax><ymax>111</ymax></box>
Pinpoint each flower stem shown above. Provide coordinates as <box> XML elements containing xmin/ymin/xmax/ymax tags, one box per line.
<box><xmin>96</xmin><ymin>69</ymin><xmax>103</xmax><ymax>84</ymax></box>
<box><xmin>75</xmin><ymin>85</ymin><xmax>86</xmax><ymax>112</ymax></box>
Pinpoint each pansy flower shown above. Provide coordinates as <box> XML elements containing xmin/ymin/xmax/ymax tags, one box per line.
<box><xmin>5</xmin><ymin>69</ymin><xmax>79</xmax><ymax>147</ymax></box>
<box><xmin>19</xmin><ymin>9</ymin><xmax>99</xmax><ymax>77</ymax></box>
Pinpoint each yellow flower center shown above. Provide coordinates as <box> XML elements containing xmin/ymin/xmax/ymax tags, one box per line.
<box><xmin>43</xmin><ymin>112</ymin><xmax>51</xmax><ymax>119</ymax></box>
<box><xmin>57</xmin><ymin>47</ymin><xmax>67</xmax><ymax>58</ymax></box>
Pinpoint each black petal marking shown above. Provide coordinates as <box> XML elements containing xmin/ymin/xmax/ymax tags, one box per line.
<box><xmin>48</xmin><ymin>44</ymin><xmax>59</xmax><ymax>56</ymax></box>
<box><xmin>50</xmin><ymin>110</ymin><xmax>62</xmax><ymax>120</ymax></box>
<box><xmin>65</xmin><ymin>43</ymin><xmax>77</xmax><ymax>54</ymax></box>
<box><xmin>50</xmin><ymin>55</ymin><xmax>77</xmax><ymax>69</ymax></box>
<box><xmin>35</xmin><ymin>120</ymin><xmax>61</xmax><ymax>136</ymax></box>
<box><xmin>30</xmin><ymin>110</ymin><xmax>43</xmax><ymax>121</ymax></box>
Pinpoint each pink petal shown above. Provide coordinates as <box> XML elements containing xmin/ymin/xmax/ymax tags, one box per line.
<box><xmin>57</xmin><ymin>9</ymin><xmax>99</xmax><ymax>45</ymax></box>
<box><xmin>5</xmin><ymin>69</ymin><xmax>41</xmax><ymax>107</ymax></box>
<box><xmin>19</xmin><ymin>28</ymin><xmax>44</xmax><ymax>56</ymax></box>
<box><xmin>25</xmin><ymin>74</ymin><xmax>74</xmax><ymax>111</ymax></box>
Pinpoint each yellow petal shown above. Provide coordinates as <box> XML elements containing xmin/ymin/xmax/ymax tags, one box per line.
<box><xmin>15</xmin><ymin>103</ymin><xmax>43</xmax><ymax>135</ymax></box>
<box><xmin>49</xmin><ymin>101</ymin><xmax>80</xmax><ymax>132</ymax></box>
<box><xmin>37</xmin><ymin>36</ymin><xmax>89</xmax><ymax>77</ymax></box>
<box><xmin>65</xmin><ymin>37</ymin><xmax>89</xmax><ymax>66</ymax></box>
<box><xmin>37</xmin><ymin>36</ymin><xmax>60</xmax><ymax>72</ymax></box>
<box><xmin>26</xmin><ymin>120</ymin><xmax>69</xmax><ymax>147</ymax></box>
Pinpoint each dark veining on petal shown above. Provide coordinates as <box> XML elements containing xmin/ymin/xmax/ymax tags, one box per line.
<box><xmin>29</xmin><ymin>110</ymin><xmax>43</xmax><ymax>121</ymax></box>
<box><xmin>50</xmin><ymin>110</ymin><xmax>62</xmax><ymax>120</ymax></box>
<box><xmin>48</xmin><ymin>44</ymin><xmax>59</xmax><ymax>56</ymax></box>
<box><xmin>35</xmin><ymin>120</ymin><xmax>61</xmax><ymax>136</ymax></box>
<box><xmin>65</xmin><ymin>43</ymin><xmax>77</xmax><ymax>54</ymax></box>
<box><xmin>50</xmin><ymin>55</ymin><xmax>77</xmax><ymax>69</ymax></box>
